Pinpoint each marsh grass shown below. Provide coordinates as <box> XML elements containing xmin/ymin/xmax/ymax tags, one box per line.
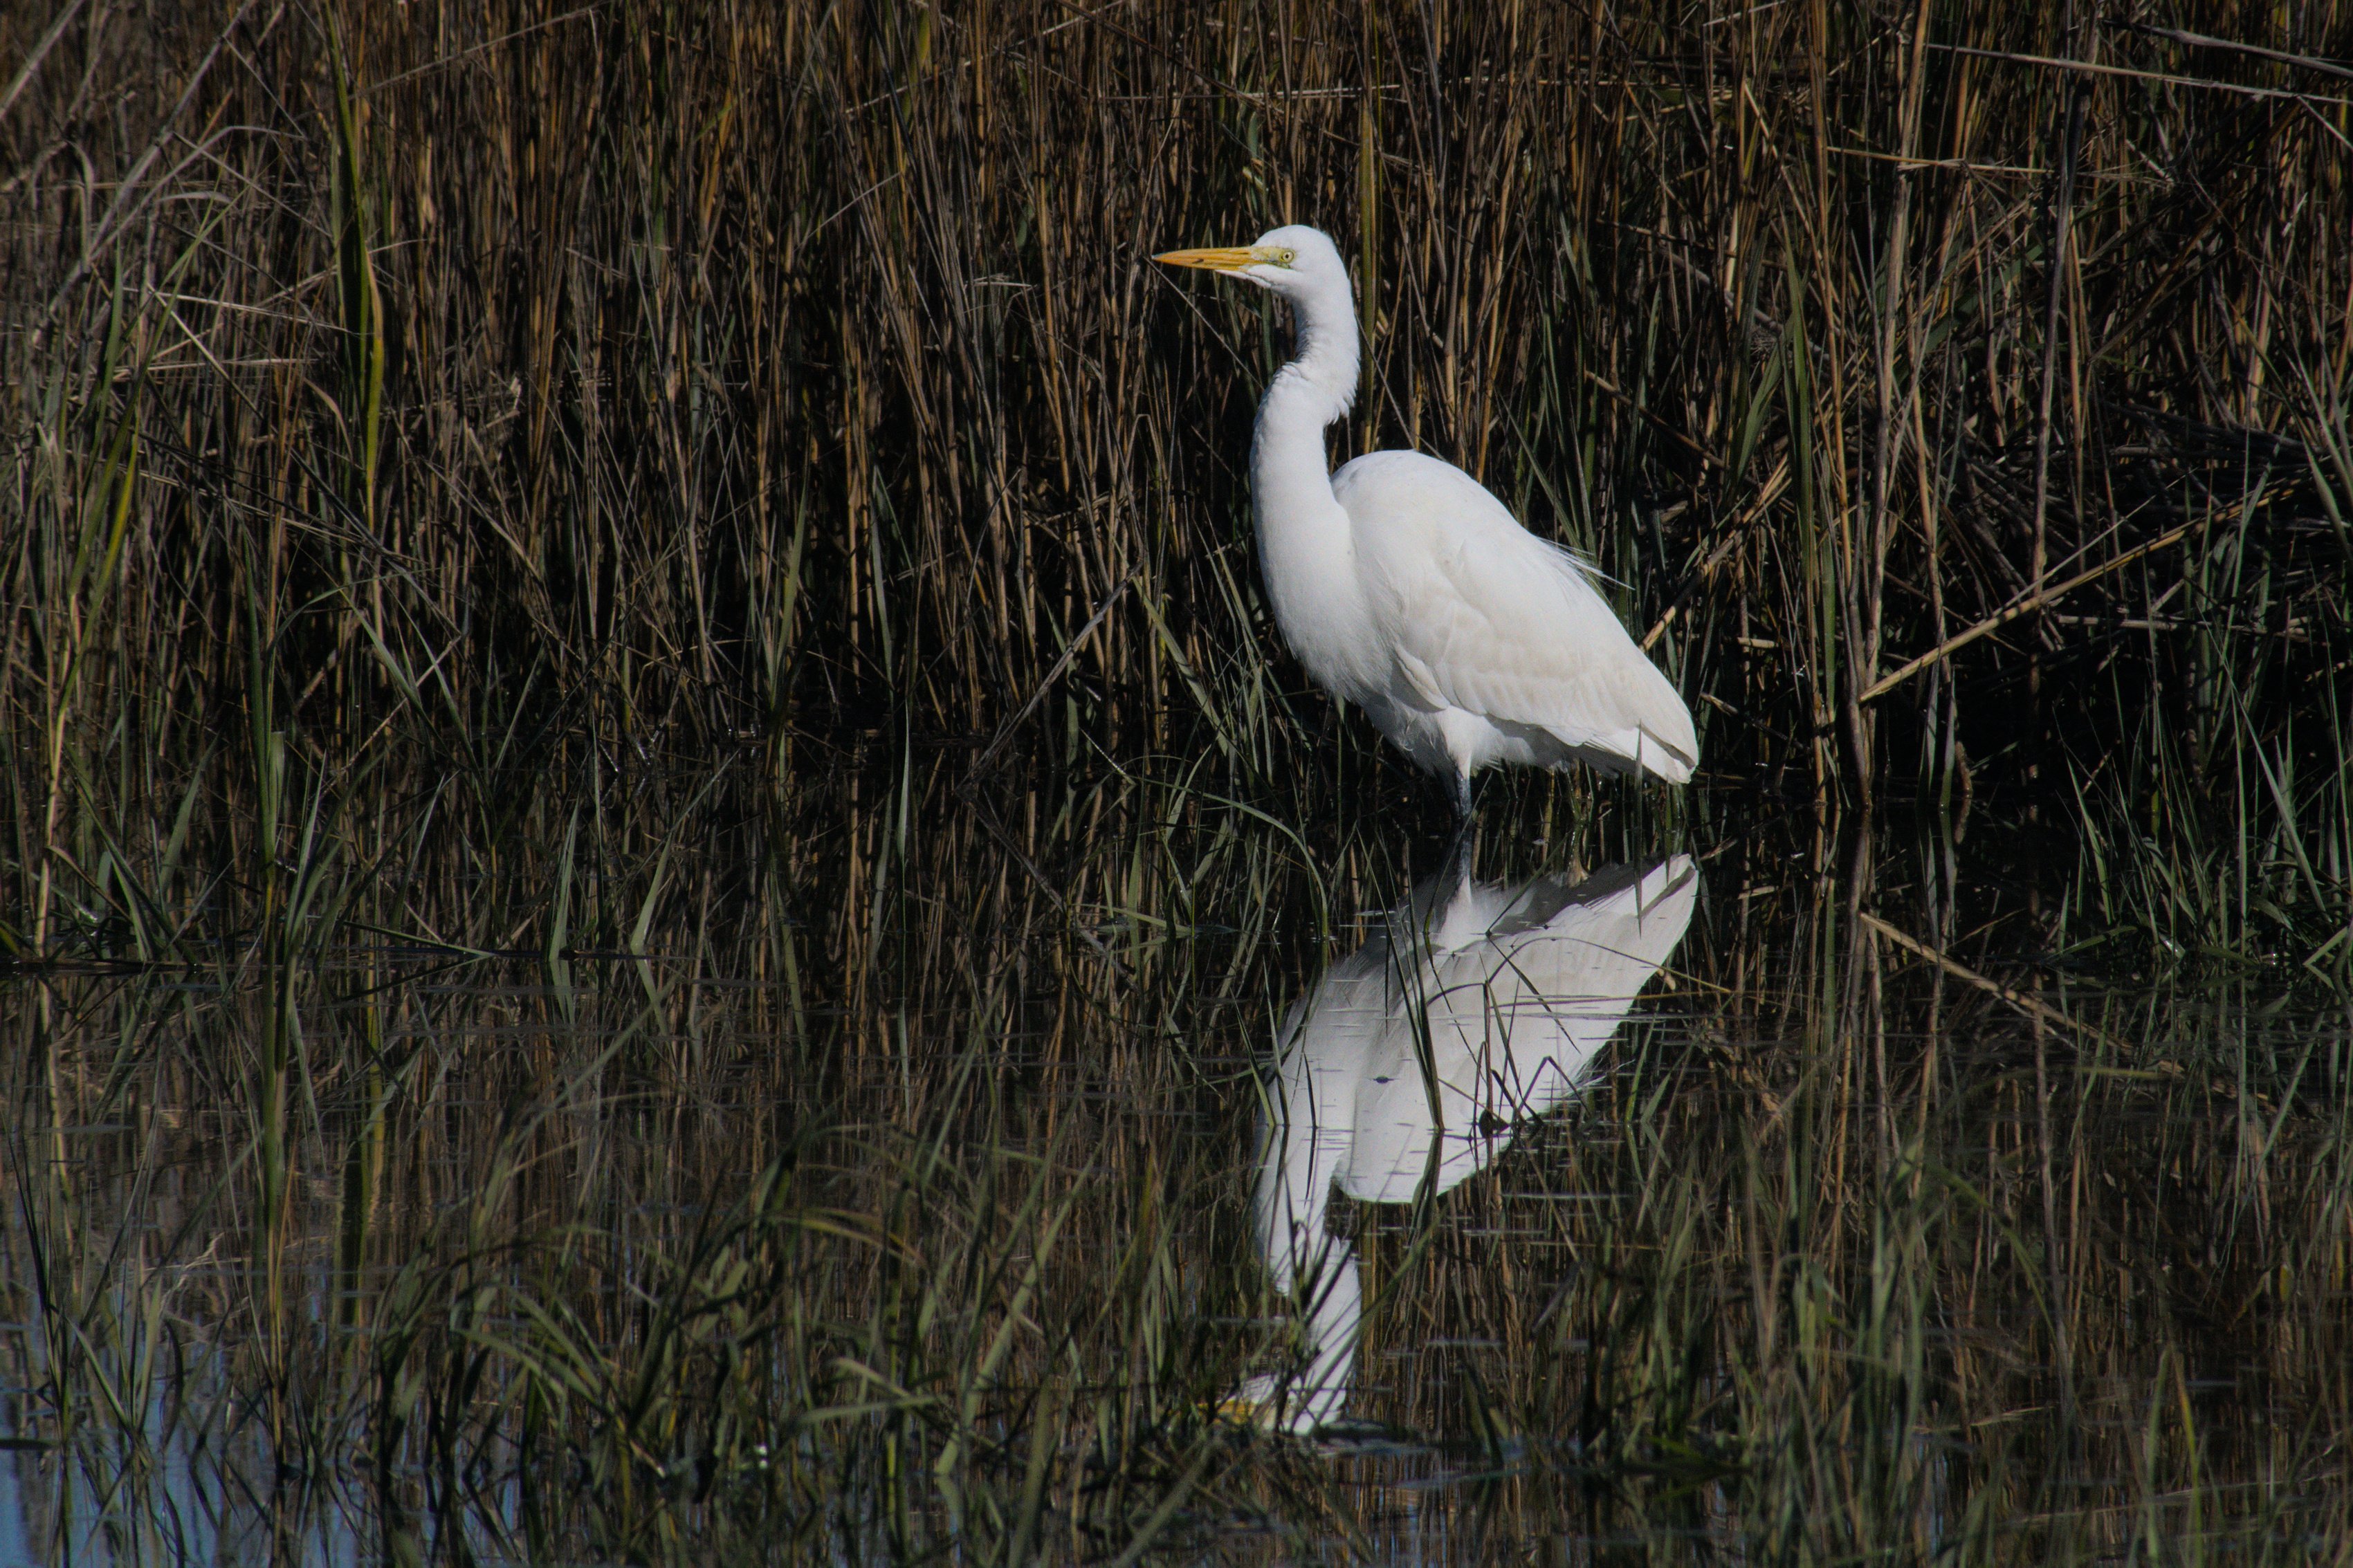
<box><xmin>6</xmin><ymin>753</ymin><xmax>2352</xmax><ymax>1561</ymax></box>
<box><xmin>3</xmin><ymin>0</ymin><xmax>2349</xmax><ymax>970</ymax></box>
<box><xmin>5</xmin><ymin>0</ymin><xmax>2353</xmax><ymax>1561</ymax></box>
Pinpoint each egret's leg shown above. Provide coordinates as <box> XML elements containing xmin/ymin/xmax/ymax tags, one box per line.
<box><xmin>1432</xmin><ymin>711</ymin><xmax>1483</xmax><ymax>822</ymax></box>
<box><xmin>1434</xmin><ymin>822</ymin><xmax>1476</xmax><ymax>894</ymax></box>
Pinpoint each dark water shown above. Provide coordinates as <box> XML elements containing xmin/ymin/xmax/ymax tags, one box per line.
<box><xmin>5</xmin><ymin>752</ymin><xmax>2349</xmax><ymax>1564</ymax></box>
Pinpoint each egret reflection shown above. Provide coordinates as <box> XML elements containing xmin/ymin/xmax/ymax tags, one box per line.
<box><xmin>1232</xmin><ymin>853</ymin><xmax>1698</xmax><ymax>1435</ymax></box>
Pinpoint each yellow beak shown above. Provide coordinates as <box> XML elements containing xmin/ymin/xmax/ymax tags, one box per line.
<box><xmin>1153</xmin><ymin>244</ymin><xmax>1274</xmax><ymax>274</ymax></box>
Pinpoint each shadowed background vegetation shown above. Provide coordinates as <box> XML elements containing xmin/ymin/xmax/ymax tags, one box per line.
<box><xmin>7</xmin><ymin>0</ymin><xmax>2351</xmax><ymax>961</ymax></box>
<box><xmin>4</xmin><ymin>0</ymin><xmax>2352</xmax><ymax>1560</ymax></box>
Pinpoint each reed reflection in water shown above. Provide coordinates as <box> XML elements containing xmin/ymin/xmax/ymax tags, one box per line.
<box><xmin>6</xmin><ymin>740</ymin><xmax>2351</xmax><ymax>1562</ymax></box>
<box><xmin>1236</xmin><ymin>853</ymin><xmax>1696</xmax><ymax>1435</ymax></box>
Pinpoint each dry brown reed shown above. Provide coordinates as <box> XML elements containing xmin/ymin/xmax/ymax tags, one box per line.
<box><xmin>5</xmin><ymin>5</ymin><xmax>2349</xmax><ymax>922</ymax></box>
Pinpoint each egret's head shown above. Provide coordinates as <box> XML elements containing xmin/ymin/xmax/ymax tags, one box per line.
<box><xmin>1154</xmin><ymin>224</ymin><xmax>1350</xmax><ymax>305</ymax></box>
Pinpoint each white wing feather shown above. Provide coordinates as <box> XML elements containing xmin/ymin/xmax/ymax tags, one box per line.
<box><xmin>1333</xmin><ymin>450</ymin><xmax>1696</xmax><ymax>780</ymax></box>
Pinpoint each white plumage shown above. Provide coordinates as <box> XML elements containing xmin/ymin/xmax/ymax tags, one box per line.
<box><xmin>1157</xmin><ymin>225</ymin><xmax>1697</xmax><ymax>813</ymax></box>
<box><xmin>1227</xmin><ymin>854</ymin><xmax>1699</xmax><ymax>1435</ymax></box>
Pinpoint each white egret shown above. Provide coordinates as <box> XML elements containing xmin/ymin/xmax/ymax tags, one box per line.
<box><xmin>1225</xmin><ymin>853</ymin><xmax>1699</xmax><ymax>1435</ymax></box>
<box><xmin>1155</xmin><ymin>226</ymin><xmax>1697</xmax><ymax>814</ymax></box>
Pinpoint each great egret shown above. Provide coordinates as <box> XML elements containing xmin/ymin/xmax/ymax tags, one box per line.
<box><xmin>1155</xmin><ymin>226</ymin><xmax>1698</xmax><ymax>813</ymax></box>
<box><xmin>1225</xmin><ymin>852</ymin><xmax>1699</xmax><ymax>1435</ymax></box>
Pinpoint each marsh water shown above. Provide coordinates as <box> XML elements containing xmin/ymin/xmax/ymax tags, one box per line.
<box><xmin>4</xmin><ymin>744</ymin><xmax>2347</xmax><ymax>1567</ymax></box>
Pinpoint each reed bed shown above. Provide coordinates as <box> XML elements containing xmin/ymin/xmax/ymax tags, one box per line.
<box><xmin>3</xmin><ymin>0</ymin><xmax>2348</xmax><ymax>970</ymax></box>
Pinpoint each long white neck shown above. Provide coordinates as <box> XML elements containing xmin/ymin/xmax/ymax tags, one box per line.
<box><xmin>1250</xmin><ymin>284</ymin><xmax>1359</xmax><ymax>505</ymax></box>
<box><xmin>1249</xmin><ymin>280</ymin><xmax>1363</xmax><ymax>684</ymax></box>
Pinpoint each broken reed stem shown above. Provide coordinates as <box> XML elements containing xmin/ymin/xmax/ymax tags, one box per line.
<box><xmin>964</xmin><ymin>578</ymin><xmax>1133</xmax><ymax>782</ymax></box>
<box><xmin>1858</xmin><ymin>503</ymin><xmax>2244</xmax><ymax>705</ymax></box>
<box><xmin>1859</xmin><ymin>910</ymin><xmax>2123</xmax><ymax>1048</ymax></box>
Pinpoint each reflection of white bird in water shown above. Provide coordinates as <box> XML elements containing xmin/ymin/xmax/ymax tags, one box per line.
<box><xmin>1227</xmin><ymin>853</ymin><xmax>1698</xmax><ymax>1435</ymax></box>
<box><xmin>1155</xmin><ymin>226</ymin><xmax>1697</xmax><ymax>816</ymax></box>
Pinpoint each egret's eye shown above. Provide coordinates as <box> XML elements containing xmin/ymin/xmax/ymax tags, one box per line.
<box><xmin>1275</xmin><ymin>248</ymin><xmax>1297</xmax><ymax>266</ymax></box>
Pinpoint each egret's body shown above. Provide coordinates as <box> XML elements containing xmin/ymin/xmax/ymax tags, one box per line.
<box><xmin>1157</xmin><ymin>226</ymin><xmax>1696</xmax><ymax>811</ymax></box>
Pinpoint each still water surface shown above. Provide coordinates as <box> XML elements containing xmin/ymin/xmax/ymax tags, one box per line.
<box><xmin>4</xmin><ymin>757</ymin><xmax>2348</xmax><ymax>1562</ymax></box>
